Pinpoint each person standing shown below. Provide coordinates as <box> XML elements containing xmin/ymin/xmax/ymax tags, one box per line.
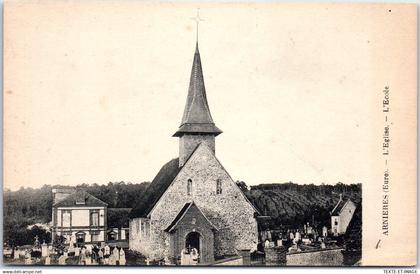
<box><xmin>190</xmin><ymin>248</ymin><xmax>199</xmax><ymax>265</ymax></box>
<box><xmin>92</xmin><ymin>245</ymin><xmax>99</xmax><ymax>262</ymax></box>
<box><xmin>98</xmin><ymin>248</ymin><xmax>104</xmax><ymax>265</ymax></box>
<box><xmin>79</xmin><ymin>247</ymin><xmax>86</xmax><ymax>265</ymax></box>
<box><xmin>104</xmin><ymin>244</ymin><xmax>110</xmax><ymax>258</ymax></box>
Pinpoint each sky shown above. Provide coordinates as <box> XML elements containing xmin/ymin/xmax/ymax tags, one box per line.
<box><xmin>4</xmin><ymin>2</ymin><xmax>415</xmax><ymax>190</ymax></box>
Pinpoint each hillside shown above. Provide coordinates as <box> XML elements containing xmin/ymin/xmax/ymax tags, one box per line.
<box><xmin>243</xmin><ymin>182</ymin><xmax>362</xmax><ymax>229</ymax></box>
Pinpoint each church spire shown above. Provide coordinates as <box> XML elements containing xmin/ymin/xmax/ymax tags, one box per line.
<box><xmin>174</xmin><ymin>14</ymin><xmax>222</xmax><ymax>166</ymax></box>
<box><xmin>173</xmin><ymin>42</ymin><xmax>222</xmax><ymax>137</ymax></box>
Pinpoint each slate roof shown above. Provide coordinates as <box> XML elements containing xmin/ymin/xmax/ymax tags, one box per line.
<box><xmin>331</xmin><ymin>198</ymin><xmax>352</xmax><ymax>216</ymax></box>
<box><xmin>164</xmin><ymin>202</ymin><xmax>192</xmax><ymax>232</ymax></box>
<box><xmin>107</xmin><ymin>208</ymin><xmax>131</xmax><ymax>228</ymax></box>
<box><xmin>129</xmin><ymin>158</ymin><xmax>181</xmax><ymax>219</ymax></box>
<box><xmin>164</xmin><ymin>201</ymin><xmax>217</xmax><ymax>233</ymax></box>
<box><xmin>53</xmin><ymin>189</ymin><xmax>108</xmax><ymax>207</ymax></box>
<box><xmin>173</xmin><ymin>43</ymin><xmax>222</xmax><ymax>137</ymax></box>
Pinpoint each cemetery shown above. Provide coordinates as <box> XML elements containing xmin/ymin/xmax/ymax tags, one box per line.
<box><xmin>3</xmin><ymin>235</ymin><xmax>133</xmax><ymax>266</ymax></box>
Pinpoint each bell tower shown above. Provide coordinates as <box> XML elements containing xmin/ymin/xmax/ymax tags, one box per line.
<box><xmin>173</xmin><ymin>43</ymin><xmax>222</xmax><ymax>167</ymax></box>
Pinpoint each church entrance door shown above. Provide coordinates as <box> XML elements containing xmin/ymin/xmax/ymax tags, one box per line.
<box><xmin>185</xmin><ymin>231</ymin><xmax>200</xmax><ymax>253</ymax></box>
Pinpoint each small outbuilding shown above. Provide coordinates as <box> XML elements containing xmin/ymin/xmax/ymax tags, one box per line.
<box><xmin>331</xmin><ymin>195</ymin><xmax>357</xmax><ymax>236</ymax></box>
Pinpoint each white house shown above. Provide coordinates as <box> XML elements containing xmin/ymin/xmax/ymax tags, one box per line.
<box><xmin>51</xmin><ymin>188</ymin><xmax>108</xmax><ymax>245</ymax></box>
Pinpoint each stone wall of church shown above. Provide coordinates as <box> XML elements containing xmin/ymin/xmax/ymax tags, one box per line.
<box><xmin>179</xmin><ymin>134</ymin><xmax>215</xmax><ymax>166</ymax></box>
<box><xmin>129</xmin><ymin>218</ymin><xmax>153</xmax><ymax>256</ymax></box>
<box><xmin>147</xmin><ymin>144</ymin><xmax>258</xmax><ymax>260</ymax></box>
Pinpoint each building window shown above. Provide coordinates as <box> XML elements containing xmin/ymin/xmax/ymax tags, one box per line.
<box><xmin>187</xmin><ymin>179</ymin><xmax>192</xmax><ymax>195</ymax></box>
<box><xmin>334</xmin><ymin>220</ymin><xmax>338</xmax><ymax>226</ymax></box>
<box><xmin>90</xmin><ymin>210</ymin><xmax>99</xmax><ymax>227</ymax></box>
<box><xmin>62</xmin><ymin>210</ymin><xmax>71</xmax><ymax>227</ymax></box>
<box><xmin>216</xmin><ymin>179</ymin><xmax>222</xmax><ymax>194</ymax></box>
<box><xmin>141</xmin><ymin>221</ymin><xmax>145</xmax><ymax>237</ymax></box>
<box><xmin>141</xmin><ymin>220</ymin><xmax>150</xmax><ymax>238</ymax></box>
<box><xmin>145</xmin><ymin>221</ymin><xmax>150</xmax><ymax>238</ymax></box>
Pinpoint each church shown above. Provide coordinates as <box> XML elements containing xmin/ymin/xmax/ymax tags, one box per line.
<box><xmin>128</xmin><ymin>41</ymin><xmax>259</xmax><ymax>264</ymax></box>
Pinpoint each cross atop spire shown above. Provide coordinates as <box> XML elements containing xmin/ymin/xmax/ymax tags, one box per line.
<box><xmin>190</xmin><ymin>8</ymin><xmax>204</xmax><ymax>43</ymax></box>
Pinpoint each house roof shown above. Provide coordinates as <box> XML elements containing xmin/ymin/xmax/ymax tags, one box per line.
<box><xmin>331</xmin><ymin>198</ymin><xmax>352</xmax><ymax>216</ymax></box>
<box><xmin>173</xmin><ymin>43</ymin><xmax>222</xmax><ymax>137</ymax></box>
<box><xmin>53</xmin><ymin>189</ymin><xmax>107</xmax><ymax>207</ymax></box>
<box><xmin>107</xmin><ymin>208</ymin><xmax>132</xmax><ymax>228</ymax></box>
<box><xmin>164</xmin><ymin>202</ymin><xmax>192</xmax><ymax>232</ymax></box>
<box><xmin>164</xmin><ymin>201</ymin><xmax>217</xmax><ymax>233</ymax></box>
<box><xmin>129</xmin><ymin>158</ymin><xmax>181</xmax><ymax>219</ymax></box>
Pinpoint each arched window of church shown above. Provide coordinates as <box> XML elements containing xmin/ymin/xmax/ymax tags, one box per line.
<box><xmin>216</xmin><ymin>179</ymin><xmax>222</xmax><ymax>194</ymax></box>
<box><xmin>187</xmin><ymin>179</ymin><xmax>192</xmax><ymax>195</ymax></box>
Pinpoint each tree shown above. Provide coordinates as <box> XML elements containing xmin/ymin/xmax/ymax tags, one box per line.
<box><xmin>52</xmin><ymin>235</ymin><xmax>66</xmax><ymax>255</ymax></box>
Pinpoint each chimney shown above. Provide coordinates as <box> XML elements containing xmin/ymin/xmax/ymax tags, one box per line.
<box><xmin>52</xmin><ymin>188</ymin><xmax>76</xmax><ymax>204</ymax></box>
<box><xmin>75</xmin><ymin>191</ymin><xmax>86</xmax><ymax>205</ymax></box>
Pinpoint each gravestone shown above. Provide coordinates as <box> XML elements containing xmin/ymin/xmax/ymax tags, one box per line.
<box><xmin>119</xmin><ymin>249</ymin><xmax>126</xmax><ymax>265</ymax></box>
<box><xmin>74</xmin><ymin>247</ymin><xmax>80</xmax><ymax>257</ymax></box>
<box><xmin>34</xmin><ymin>236</ymin><xmax>40</xmax><ymax>248</ymax></box>
<box><xmin>13</xmin><ymin>249</ymin><xmax>19</xmax><ymax>260</ymax></box>
<box><xmin>41</xmin><ymin>242</ymin><xmax>48</xmax><ymax>257</ymax></box>
<box><xmin>112</xmin><ymin>247</ymin><xmax>119</xmax><ymax>264</ymax></box>
<box><xmin>25</xmin><ymin>251</ymin><xmax>32</xmax><ymax>265</ymax></box>
<box><xmin>164</xmin><ymin>255</ymin><xmax>171</xmax><ymax>265</ymax></box>
<box><xmin>58</xmin><ymin>254</ymin><xmax>67</xmax><ymax>265</ymax></box>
